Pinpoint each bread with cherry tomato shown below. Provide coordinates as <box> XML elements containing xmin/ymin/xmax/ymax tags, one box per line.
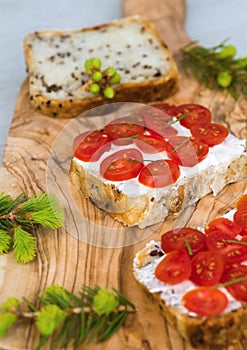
<box><xmin>133</xmin><ymin>196</ymin><xmax>247</xmax><ymax>348</ymax></box>
<box><xmin>23</xmin><ymin>16</ymin><xmax>178</xmax><ymax>118</ymax></box>
<box><xmin>69</xmin><ymin>103</ymin><xmax>247</xmax><ymax>228</ymax></box>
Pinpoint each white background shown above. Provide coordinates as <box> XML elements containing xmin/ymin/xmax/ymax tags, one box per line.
<box><xmin>1</xmin><ymin>0</ymin><xmax>247</xmax><ymax>165</ymax></box>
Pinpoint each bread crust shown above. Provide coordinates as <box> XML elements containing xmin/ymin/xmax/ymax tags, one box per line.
<box><xmin>134</xmin><ymin>271</ymin><xmax>247</xmax><ymax>349</ymax></box>
<box><xmin>23</xmin><ymin>16</ymin><xmax>178</xmax><ymax>118</ymax></box>
<box><xmin>69</xmin><ymin>153</ymin><xmax>247</xmax><ymax>228</ymax></box>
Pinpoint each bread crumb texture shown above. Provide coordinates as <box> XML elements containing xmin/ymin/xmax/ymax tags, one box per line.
<box><xmin>23</xmin><ymin>16</ymin><xmax>178</xmax><ymax>118</ymax></box>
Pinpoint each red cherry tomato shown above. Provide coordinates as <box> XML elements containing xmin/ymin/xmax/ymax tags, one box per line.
<box><xmin>239</xmin><ymin>229</ymin><xmax>247</xmax><ymax>237</ymax></box>
<box><xmin>182</xmin><ymin>287</ymin><xmax>228</xmax><ymax>316</ymax></box>
<box><xmin>100</xmin><ymin>149</ymin><xmax>143</xmax><ymax>181</ymax></box>
<box><xmin>190</xmin><ymin>251</ymin><xmax>224</xmax><ymax>286</ymax></box>
<box><xmin>134</xmin><ymin>134</ymin><xmax>167</xmax><ymax>153</ymax></box>
<box><xmin>74</xmin><ymin>130</ymin><xmax>110</xmax><ymax>162</ymax></box>
<box><xmin>161</xmin><ymin>227</ymin><xmax>205</xmax><ymax>256</ymax></box>
<box><xmin>222</xmin><ymin>244</ymin><xmax>247</xmax><ymax>264</ymax></box>
<box><xmin>190</xmin><ymin>123</ymin><xmax>229</xmax><ymax>147</ymax></box>
<box><xmin>221</xmin><ymin>264</ymin><xmax>247</xmax><ymax>302</ymax></box>
<box><xmin>104</xmin><ymin>121</ymin><xmax>144</xmax><ymax>145</ymax></box>
<box><xmin>205</xmin><ymin>230</ymin><xmax>247</xmax><ymax>263</ymax></box>
<box><xmin>155</xmin><ymin>250</ymin><xmax>192</xmax><ymax>285</ymax></box>
<box><xmin>140</xmin><ymin>106</ymin><xmax>178</xmax><ymax>139</ymax></box>
<box><xmin>205</xmin><ymin>217</ymin><xmax>242</xmax><ymax>238</ymax></box>
<box><xmin>140</xmin><ymin>105</ymin><xmax>173</xmax><ymax>122</ymax></box>
<box><xmin>234</xmin><ymin>209</ymin><xmax>247</xmax><ymax>231</ymax></box>
<box><xmin>166</xmin><ymin>136</ymin><xmax>209</xmax><ymax>167</ymax></box>
<box><xmin>236</xmin><ymin>194</ymin><xmax>247</xmax><ymax>211</ymax></box>
<box><xmin>205</xmin><ymin>230</ymin><xmax>234</xmax><ymax>251</ymax></box>
<box><xmin>150</xmin><ymin>102</ymin><xmax>178</xmax><ymax>116</ymax></box>
<box><xmin>176</xmin><ymin>103</ymin><xmax>212</xmax><ymax>129</ymax></box>
<box><xmin>108</xmin><ymin>114</ymin><xmax>145</xmax><ymax>127</ymax></box>
<box><xmin>138</xmin><ymin>159</ymin><xmax>180</xmax><ymax>188</ymax></box>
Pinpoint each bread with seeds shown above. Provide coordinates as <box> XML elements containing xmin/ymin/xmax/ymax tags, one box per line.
<box><xmin>23</xmin><ymin>16</ymin><xmax>178</xmax><ymax>118</ymax></box>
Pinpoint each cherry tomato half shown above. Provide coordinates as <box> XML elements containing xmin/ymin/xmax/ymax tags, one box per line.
<box><xmin>100</xmin><ymin>149</ymin><xmax>143</xmax><ymax>181</ymax></box>
<box><xmin>166</xmin><ymin>136</ymin><xmax>209</xmax><ymax>167</ymax></box>
<box><xmin>221</xmin><ymin>264</ymin><xmax>247</xmax><ymax>302</ymax></box>
<box><xmin>205</xmin><ymin>217</ymin><xmax>242</xmax><ymax>238</ymax></box>
<box><xmin>139</xmin><ymin>105</ymin><xmax>173</xmax><ymax>122</ymax></box>
<box><xmin>234</xmin><ymin>209</ymin><xmax>247</xmax><ymax>231</ymax></box>
<box><xmin>155</xmin><ymin>250</ymin><xmax>192</xmax><ymax>285</ymax></box>
<box><xmin>138</xmin><ymin>159</ymin><xmax>180</xmax><ymax>188</ymax></box>
<box><xmin>150</xmin><ymin>102</ymin><xmax>178</xmax><ymax>116</ymax></box>
<box><xmin>190</xmin><ymin>251</ymin><xmax>224</xmax><ymax>286</ymax></box>
<box><xmin>104</xmin><ymin>121</ymin><xmax>144</xmax><ymax>145</ymax></box>
<box><xmin>182</xmin><ymin>287</ymin><xmax>228</xmax><ymax>316</ymax></box>
<box><xmin>190</xmin><ymin>123</ymin><xmax>229</xmax><ymax>147</ymax></box>
<box><xmin>108</xmin><ymin>114</ymin><xmax>145</xmax><ymax>127</ymax></box>
<box><xmin>176</xmin><ymin>103</ymin><xmax>212</xmax><ymax>129</ymax></box>
<box><xmin>161</xmin><ymin>227</ymin><xmax>205</xmax><ymax>256</ymax></box>
<box><xmin>140</xmin><ymin>106</ymin><xmax>178</xmax><ymax>139</ymax></box>
<box><xmin>134</xmin><ymin>134</ymin><xmax>167</xmax><ymax>153</ymax></box>
<box><xmin>236</xmin><ymin>194</ymin><xmax>247</xmax><ymax>211</ymax></box>
<box><xmin>205</xmin><ymin>230</ymin><xmax>247</xmax><ymax>263</ymax></box>
<box><xmin>74</xmin><ymin>130</ymin><xmax>110</xmax><ymax>162</ymax></box>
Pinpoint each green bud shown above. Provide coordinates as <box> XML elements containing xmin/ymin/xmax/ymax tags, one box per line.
<box><xmin>103</xmin><ymin>87</ymin><xmax>115</xmax><ymax>99</ymax></box>
<box><xmin>217</xmin><ymin>45</ymin><xmax>237</xmax><ymax>59</ymax></box>
<box><xmin>2</xmin><ymin>298</ymin><xmax>20</xmax><ymax>312</ymax></box>
<box><xmin>92</xmin><ymin>57</ymin><xmax>102</xmax><ymax>70</ymax></box>
<box><xmin>236</xmin><ymin>57</ymin><xmax>247</xmax><ymax>69</ymax></box>
<box><xmin>92</xmin><ymin>71</ymin><xmax>103</xmax><ymax>82</ymax></box>
<box><xmin>93</xmin><ymin>288</ymin><xmax>119</xmax><ymax>316</ymax></box>
<box><xmin>109</xmin><ymin>72</ymin><xmax>121</xmax><ymax>84</ymax></box>
<box><xmin>84</xmin><ymin>59</ymin><xmax>93</xmax><ymax>75</ymax></box>
<box><xmin>106</xmin><ymin>67</ymin><xmax>117</xmax><ymax>77</ymax></box>
<box><xmin>0</xmin><ymin>313</ymin><xmax>17</xmax><ymax>337</ymax></box>
<box><xmin>36</xmin><ymin>304</ymin><xmax>67</xmax><ymax>336</ymax></box>
<box><xmin>89</xmin><ymin>83</ymin><xmax>100</xmax><ymax>94</ymax></box>
<box><xmin>217</xmin><ymin>71</ymin><xmax>232</xmax><ymax>88</ymax></box>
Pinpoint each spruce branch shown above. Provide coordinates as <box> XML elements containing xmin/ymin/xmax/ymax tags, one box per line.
<box><xmin>180</xmin><ymin>39</ymin><xmax>247</xmax><ymax>99</ymax></box>
<box><xmin>0</xmin><ymin>284</ymin><xmax>136</xmax><ymax>349</ymax></box>
<box><xmin>0</xmin><ymin>192</ymin><xmax>64</xmax><ymax>263</ymax></box>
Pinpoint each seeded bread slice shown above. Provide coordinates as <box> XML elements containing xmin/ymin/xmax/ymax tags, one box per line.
<box><xmin>23</xmin><ymin>16</ymin><xmax>178</xmax><ymax>118</ymax></box>
<box><xmin>133</xmin><ymin>240</ymin><xmax>247</xmax><ymax>349</ymax></box>
<box><xmin>69</xmin><ymin>140</ymin><xmax>247</xmax><ymax>228</ymax></box>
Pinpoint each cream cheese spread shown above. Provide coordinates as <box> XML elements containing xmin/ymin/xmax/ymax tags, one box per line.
<box><xmin>73</xmin><ymin>124</ymin><xmax>246</xmax><ymax>197</ymax></box>
<box><xmin>133</xmin><ymin>210</ymin><xmax>243</xmax><ymax>317</ymax></box>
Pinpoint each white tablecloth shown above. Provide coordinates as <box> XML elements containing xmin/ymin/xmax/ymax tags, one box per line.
<box><xmin>0</xmin><ymin>0</ymin><xmax>246</xmax><ymax>164</ymax></box>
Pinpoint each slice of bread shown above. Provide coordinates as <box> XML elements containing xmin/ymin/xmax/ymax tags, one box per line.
<box><xmin>69</xmin><ymin>107</ymin><xmax>247</xmax><ymax>228</ymax></box>
<box><xmin>23</xmin><ymin>16</ymin><xmax>178</xmax><ymax>118</ymax></box>
<box><xmin>133</xmin><ymin>207</ymin><xmax>247</xmax><ymax>348</ymax></box>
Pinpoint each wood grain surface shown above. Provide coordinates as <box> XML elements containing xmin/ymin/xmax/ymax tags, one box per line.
<box><xmin>0</xmin><ymin>0</ymin><xmax>246</xmax><ymax>349</ymax></box>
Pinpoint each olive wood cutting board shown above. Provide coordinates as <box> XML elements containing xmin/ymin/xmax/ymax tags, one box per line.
<box><xmin>0</xmin><ymin>0</ymin><xmax>246</xmax><ymax>349</ymax></box>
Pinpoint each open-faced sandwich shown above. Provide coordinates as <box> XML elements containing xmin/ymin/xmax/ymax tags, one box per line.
<box><xmin>69</xmin><ymin>103</ymin><xmax>247</xmax><ymax>228</ymax></box>
<box><xmin>23</xmin><ymin>16</ymin><xmax>178</xmax><ymax>118</ymax></box>
<box><xmin>133</xmin><ymin>193</ymin><xmax>247</xmax><ymax>348</ymax></box>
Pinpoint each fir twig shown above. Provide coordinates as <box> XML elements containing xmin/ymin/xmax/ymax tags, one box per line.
<box><xmin>0</xmin><ymin>192</ymin><xmax>64</xmax><ymax>263</ymax></box>
<box><xmin>180</xmin><ymin>39</ymin><xmax>247</xmax><ymax>99</ymax></box>
<box><xmin>0</xmin><ymin>285</ymin><xmax>136</xmax><ymax>349</ymax></box>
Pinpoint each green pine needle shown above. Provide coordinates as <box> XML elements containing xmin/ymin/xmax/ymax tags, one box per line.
<box><xmin>180</xmin><ymin>39</ymin><xmax>247</xmax><ymax>99</ymax></box>
<box><xmin>0</xmin><ymin>192</ymin><xmax>64</xmax><ymax>263</ymax></box>
<box><xmin>1</xmin><ymin>298</ymin><xmax>20</xmax><ymax>312</ymax></box>
<box><xmin>0</xmin><ymin>284</ymin><xmax>135</xmax><ymax>348</ymax></box>
<box><xmin>13</xmin><ymin>227</ymin><xmax>37</xmax><ymax>263</ymax></box>
<box><xmin>0</xmin><ymin>313</ymin><xmax>17</xmax><ymax>337</ymax></box>
<box><xmin>18</xmin><ymin>193</ymin><xmax>64</xmax><ymax>229</ymax></box>
<box><xmin>0</xmin><ymin>229</ymin><xmax>11</xmax><ymax>254</ymax></box>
